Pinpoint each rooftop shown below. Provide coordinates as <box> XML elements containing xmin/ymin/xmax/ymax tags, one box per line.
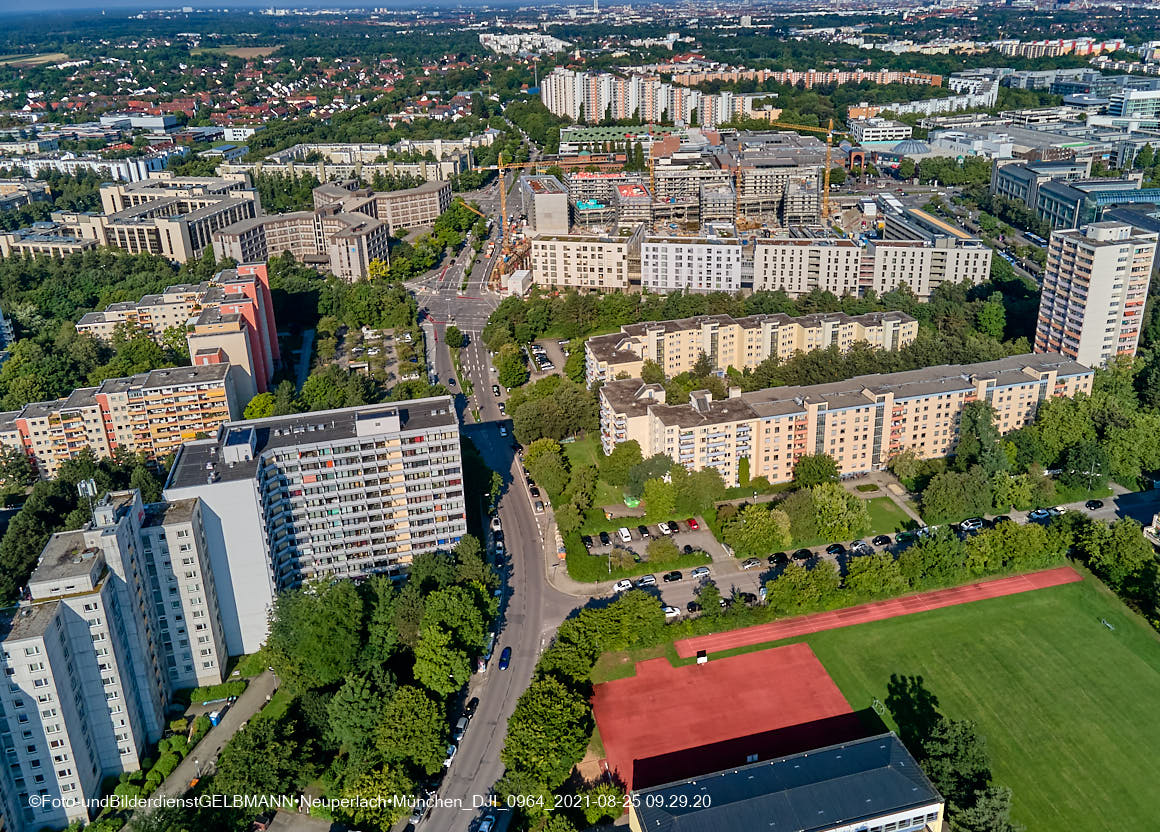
<box><xmin>521</xmin><ymin>174</ymin><xmax>567</xmax><ymax>195</ymax></box>
<box><xmin>167</xmin><ymin>396</ymin><xmax>456</xmax><ymax>489</ymax></box>
<box><xmin>31</xmin><ymin>530</ymin><xmax>103</xmax><ymax>586</ymax></box>
<box><xmin>631</xmin><ymin>733</ymin><xmax>942</xmax><ymax>832</ymax></box>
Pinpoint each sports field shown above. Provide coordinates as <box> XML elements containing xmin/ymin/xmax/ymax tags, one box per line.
<box><xmin>784</xmin><ymin>578</ymin><xmax>1160</xmax><ymax>832</ymax></box>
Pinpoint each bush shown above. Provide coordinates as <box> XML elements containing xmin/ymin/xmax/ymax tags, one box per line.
<box><xmin>188</xmin><ymin>679</ymin><xmax>247</xmax><ymax>704</ymax></box>
<box><xmin>153</xmin><ymin>753</ymin><xmax>180</xmax><ymax>780</ymax></box>
<box><xmin>168</xmin><ymin>718</ymin><xmax>189</xmax><ymax>735</ymax></box>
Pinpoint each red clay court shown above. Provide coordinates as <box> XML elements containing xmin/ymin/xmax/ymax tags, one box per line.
<box><xmin>675</xmin><ymin>565</ymin><xmax>1082</xmax><ymax>659</ymax></box>
<box><xmin>591</xmin><ymin>643</ymin><xmax>865</xmax><ymax>790</ymax></box>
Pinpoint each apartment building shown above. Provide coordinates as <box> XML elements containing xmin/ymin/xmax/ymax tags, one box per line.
<box><xmin>585</xmin><ymin>310</ymin><xmax>918</xmax><ymax>385</ymax></box>
<box><xmin>849</xmin><ymin>117</ymin><xmax>914</xmax><ymax>143</ymax></box>
<box><xmin>0</xmin><ymin>488</ymin><xmax>227</xmax><ymax>830</ymax></box>
<box><xmin>1035</xmin><ymin>221</ymin><xmax>1156</xmax><ymax>366</ymax></box>
<box><xmin>753</xmin><ymin>233</ymin><xmax>991</xmax><ymax>299</ymax></box>
<box><xmin>163</xmin><ymin>397</ymin><xmax>467</xmax><ymax>655</ymax></box>
<box><xmin>530</xmin><ymin>226</ymin><xmax>645</xmax><ymax>291</ymax></box>
<box><xmin>599</xmin><ymin>353</ymin><xmax>1092</xmax><ymax>485</ymax></box>
<box><xmin>641</xmin><ymin>230</ymin><xmax>743</xmax><ymax>293</ymax></box>
<box><xmin>77</xmin><ymin>263</ymin><xmax>280</xmax><ymax>403</ymax></box>
<box><xmin>0</xmin><ymin>364</ymin><xmax>242</xmax><ymax>479</ymax></box>
<box><xmin>0</xmin><ymin>224</ymin><xmax>98</xmax><ymax>258</ymax></box>
<box><xmin>628</xmin><ymin>735</ymin><xmax>944</xmax><ymax>832</ymax></box>
<box><xmin>519</xmin><ymin>175</ymin><xmax>570</xmax><ymax>234</ymax></box>
<box><xmin>218</xmin><ymin>139</ymin><xmax>493</xmax><ymax>184</ymax></box>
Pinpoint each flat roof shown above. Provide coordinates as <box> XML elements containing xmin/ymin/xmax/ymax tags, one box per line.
<box><xmin>31</xmin><ymin>530</ymin><xmax>101</xmax><ymax>585</ymax></box>
<box><xmin>632</xmin><ymin>733</ymin><xmax>941</xmax><ymax>832</ymax></box>
<box><xmin>167</xmin><ymin>396</ymin><xmax>456</xmax><ymax>489</ymax></box>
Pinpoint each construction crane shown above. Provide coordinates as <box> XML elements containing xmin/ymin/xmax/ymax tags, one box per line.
<box><xmin>466</xmin><ymin>154</ymin><xmax>551</xmax><ymax>279</ymax></box>
<box><xmin>452</xmin><ymin>196</ymin><xmax>487</xmax><ymax>220</ymax></box>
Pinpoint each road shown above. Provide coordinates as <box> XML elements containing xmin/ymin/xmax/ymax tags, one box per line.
<box><xmin>142</xmin><ymin>670</ymin><xmax>279</xmax><ymax>813</ymax></box>
<box><xmin>294</xmin><ymin>328</ymin><xmax>315</xmax><ymax>390</ymax></box>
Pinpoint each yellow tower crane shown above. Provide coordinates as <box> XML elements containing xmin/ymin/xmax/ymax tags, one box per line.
<box><xmin>463</xmin><ymin>155</ymin><xmax>551</xmax><ymax>279</ymax></box>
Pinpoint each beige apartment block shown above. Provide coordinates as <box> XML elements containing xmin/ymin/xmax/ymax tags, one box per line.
<box><xmin>530</xmin><ymin>226</ymin><xmax>645</xmax><ymax>290</ymax></box>
<box><xmin>1035</xmin><ymin>221</ymin><xmax>1156</xmax><ymax>367</ymax></box>
<box><xmin>585</xmin><ymin>311</ymin><xmax>918</xmax><ymax>386</ymax></box>
<box><xmin>599</xmin><ymin>353</ymin><xmax>1092</xmax><ymax>485</ymax></box>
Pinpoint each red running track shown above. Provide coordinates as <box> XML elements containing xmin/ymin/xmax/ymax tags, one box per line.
<box><xmin>674</xmin><ymin>565</ymin><xmax>1082</xmax><ymax>659</ymax></box>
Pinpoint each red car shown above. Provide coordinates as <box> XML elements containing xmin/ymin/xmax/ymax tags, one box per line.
<box><xmin>686</xmin><ymin>517</ymin><xmax>699</xmax><ymax>530</ymax></box>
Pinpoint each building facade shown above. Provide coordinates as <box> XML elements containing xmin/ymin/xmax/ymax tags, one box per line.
<box><xmin>1035</xmin><ymin>221</ymin><xmax>1156</xmax><ymax>366</ymax></box>
<box><xmin>641</xmin><ymin>231</ymin><xmax>743</xmax><ymax>294</ymax></box>
<box><xmin>0</xmin><ymin>489</ymin><xmax>227</xmax><ymax>829</ymax></box>
<box><xmin>519</xmin><ymin>175</ymin><xmax>571</xmax><ymax>235</ymax></box>
<box><xmin>163</xmin><ymin>397</ymin><xmax>466</xmax><ymax>655</ymax></box>
<box><xmin>585</xmin><ymin>311</ymin><xmax>918</xmax><ymax>385</ymax></box>
<box><xmin>598</xmin><ymin>353</ymin><xmax>1092</xmax><ymax>485</ymax></box>
<box><xmin>529</xmin><ymin>227</ymin><xmax>645</xmax><ymax>290</ymax></box>
<box><xmin>0</xmin><ymin>365</ymin><xmax>242</xmax><ymax>479</ymax></box>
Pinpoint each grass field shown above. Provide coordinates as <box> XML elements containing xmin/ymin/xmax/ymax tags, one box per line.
<box><xmin>0</xmin><ymin>52</ymin><xmax>67</xmax><ymax>66</ymax></box>
<box><xmin>864</xmin><ymin>496</ymin><xmax>916</xmax><ymax>535</ymax></box>
<box><xmin>765</xmin><ymin>578</ymin><xmax>1160</xmax><ymax>832</ymax></box>
<box><xmin>563</xmin><ymin>435</ymin><xmax>623</xmax><ymax>508</ymax></box>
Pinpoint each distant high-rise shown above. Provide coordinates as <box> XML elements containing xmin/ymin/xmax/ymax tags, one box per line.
<box><xmin>1035</xmin><ymin>221</ymin><xmax>1156</xmax><ymax>367</ymax></box>
<box><xmin>593</xmin><ymin>0</ymin><xmax>598</xmax><ymax>12</ymax></box>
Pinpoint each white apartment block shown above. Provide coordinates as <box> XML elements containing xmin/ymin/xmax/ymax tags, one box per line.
<box><xmin>164</xmin><ymin>398</ymin><xmax>467</xmax><ymax>655</ymax></box>
<box><xmin>1035</xmin><ymin>221</ymin><xmax>1156</xmax><ymax>367</ymax></box>
<box><xmin>753</xmin><ymin>235</ymin><xmax>991</xmax><ymax>299</ymax></box>
<box><xmin>0</xmin><ymin>489</ymin><xmax>227</xmax><ymax>829</ymax></box>
<box><xmin>599</xmin><ymin>353</ymin><xmax>1093</xmax><ymax>485</ymax></box>
<box><xmin>530</xmin><ymin>227</ymin><xmax>645</xmax><ymax>291</ymax></box>
<box><xmin>585</xmin><ymin>311</ymin><xmax>918</xmax><ymax>386</ymax></box>
<box><xmin>642</xmin><ymin>233</ymin><xmax>743</xmax><ymax>294</ymax></box>
<box><xmin>849</xmin><ymin>117</ymin><xmax>913</xmax><ymax>143</ymax></box>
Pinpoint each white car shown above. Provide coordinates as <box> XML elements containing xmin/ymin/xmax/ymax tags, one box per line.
<box><xmin>490</xmin><ymin>516</ymin><xmax>502</xmax><ymax>532</ymax></box>
<box><xmin>663</xmin><ymin>605</ymin><xmax>680</xmax><ymax>620</ymax></box>
<box><xmin>443</xmin><ymin>743</ymin><xmax>458</xmax><ymax>768</ymax></box>
<box><xmin>690</xmin><ymin>566</ymin><xmax>711</xmax><ymax>579</ymax></box>
<box><xmin>613</xmin><ymin>579</ymin><xmax>633</xmax><ymax>592</ymax></box>
<box><xmin>635</xmin><ymin>574</ymin><xmax>656</xmax><ymax>587</ymax></box>
<box><xmin>1050</xmin><ymin>506</ymin><xmax>1067</xmax><ymax>516</ymax></box>
<box><xmin>618</xmin><ymin>527</ymin><xmax>632</xmax><ymax>543</ymax></box>
<box><xmin>958</xmin><ymin>517</ymin><xmax>985</xmax><ymax>532</ymax></box>
<box><xmin>658</xmin><ymin>521</ymin><xmax>673</xmax><ymax>535</ymax></box>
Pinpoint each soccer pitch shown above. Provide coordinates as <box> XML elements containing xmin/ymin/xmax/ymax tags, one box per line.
<box><xmin>792</xmin><ymin>577</ymin><xmax>1160</xmax><ymax>831</ymax></box>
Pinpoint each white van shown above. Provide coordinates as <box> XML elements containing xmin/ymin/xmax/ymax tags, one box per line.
<box><xmin>617</xmin><ymin>527</ymin><xmax>632</xmax><ymax>543</ymax></box>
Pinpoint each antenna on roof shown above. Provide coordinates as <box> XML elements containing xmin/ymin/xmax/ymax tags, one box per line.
<box><xmin>77</xmin><ymin>478</ymin><xmax>97</xmax><ymax>521</ymax></box>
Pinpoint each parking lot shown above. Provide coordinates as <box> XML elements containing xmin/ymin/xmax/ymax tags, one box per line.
<box><xmin>528</xmin><ymin>338</ymin><xmax>569</xmax><ymax>377</ymax></box>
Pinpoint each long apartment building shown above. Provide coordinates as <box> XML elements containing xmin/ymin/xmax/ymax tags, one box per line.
<box><xmin>213</xmin><ymin>180</ymin><xmax>451</xmax><ymax>281</ymax></box>
<box><xmin>585</xmin><ymin>311</ymin><xmax>918</xmax><ymax>385</ymax></box>
<box><xmin>164</xmin><ymin>398</ymin><xmax>466</xmax><ymax>655</ymax></box>
<box><xmin>77</xmin><ymin>263</ymin><xmax>279</xmax><ymax>403</ymax></box>
<box><xmin>530</xmin><ymin>225</ymin><xmax>645</xmax><ymax>291</ymax></box>
<box><xmin>0</xmin><ymin>489</ymin><xmax>228</xmax><ymax>830</ymax></box>
<box><xmin>641</xmin><ymin>228</ymin><xmax>744</xmax><ymax>293</ymax></box>
<box><xmin>1035</xmin><ymin>221</ymin><xmax>1156</xmax><ymax>367</ymax></box>
<box><xmin>598</xmin><ymin>353</ymin><xmax>1092</xmax><ymax>485</ymax></box>
<box><xmin>0</xmin><ymin>364</ymin><xmax>242</xmax><ymax>479</ymax></box>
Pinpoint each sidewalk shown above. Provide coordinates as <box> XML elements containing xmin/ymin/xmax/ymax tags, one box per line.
<box><xmin>142</xmin><ymin>670</ymin><xmax>279</xmax><ymax>810</ymax></box>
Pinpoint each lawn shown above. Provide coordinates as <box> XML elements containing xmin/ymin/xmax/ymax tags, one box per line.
<box><xmin>563</xmin><ymin>435</ymin><xmax>623</xmax><ymax>508</ymax></box>
<box><xmin>565</xmin><ymin>539</ymin><xmax>711</xmax><ymax>583</ymax></box>
<box><xmin>784</xmin><ymin>578</ymin><xmax>1160</xmax><ymax>832</ymax></box>
<box><xmin>865</xmin><ymin>496</ymin><xmax>916</xmax><ymax>535</ymax></box>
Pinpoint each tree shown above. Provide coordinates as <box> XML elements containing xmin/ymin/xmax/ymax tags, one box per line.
<box><xmin>844</xmin><ymin>552</ymin><xmax>908</xmax><ymax>597</ymax></box>
<box><xmin>955</xmin><ymin>402</ymin><xmax>1007</xmax><ymax>475</ymax></box>
<box><xmin>501</xmin><ymin>676</ymin><xmax>592</xmax><ymax>789</ymax></box>
<box><xmin>242</xmin><ymin>392</ymin><xmax>275</xmax><ymax>419</ymax></box>
<box><xmin>764</xmin><ymin>561</ymin><xmax>840</xmax><ymax>615</ymax></box>
<box><xmin>338</xmin><ymin>766</ymin><xmax>416</xmax><ymax>831</ymax></box>
<box><xmin>643</xmin><ymin>477</ymin><xmax>676</xmax><ymax>521</ymax></box>
<box><xmin>267</xmin><ymin>580</ymin><xmax>364</xmax><ymax>691</ymax></box>
<box><xmin>792</xmin><ymin>454</ymin><xmax>840</xmax><ymax>489</ymax></box>
<box><xmin>555</xmin><ymin>502</ymin><xmax>583</xmax><ymax>536</ymax></box>
<box><xmin>444</xmin><ymin>325</ymin><xmax>465</xmax><ymax>349</ymax></box>
<box><xmin>898</xmin><ymin>157</ymin><xmax>916</xmax><ymax>179</ymax></box>
<box><xmin>524</xmin><ymin>439</ymin><xmax>571</xmax><ymax>497</ymax></box>
<box><xmin>954</xmin><ymin>786</ymin><xmax>1022</xmax><ymax>832</ymax></box>
<box><xmin>215</xmin><ymin>717</ymin><xmax>309</xmax><ymax>796</ymax></box>
<box><xmin>695</xmin><ymin>579</ymin><xmax>722</xmax><ymax>612</ymax></box>
<box><xmin>600</xmin><ymin>441</ymin><xmax>642</xmax><ymax>488</ymax></box>
<box><xmin>975</xmin><ymin>297</ymin><xmax>1006</xmax><ymax>340</ymax></box>
<box><xmin>723</xmin><ymin>504</ymin><xmax>791</xmax><ymax>557</ymax></box>
<box><xmin>495</xmin><ymin>342</ymin><xmax>529</xmax><ymax>388</ymax></box>
<box><xmin>327</xmin><ymin>674</ymin><xmax>388</xmax><ymax>752</ymax></box>
<box><xmin>920</xmin><ymin>718</ymin><xmax>992</xmax><ymax>811</ymax></box>
<box><xmin>374</xmin><ymin>686</ymin><xmax>449</xmax><ymax>776</ymax></box>
<box><xmin>1076</xmin><ymin>518</ymin><xmax>1155</xmax><ymax>597</ymax></box>
<box><xmin>424</xmin><ymin>585</ymin><xmax>488</xmax><ymax>652</ymax></box>
<box><xmin>640</xmin><ymin>359</ymin><xmax>665</xmax><ymax>384</ymax></box>
<box><xmin>810</xmin><ymin>482</ymin><xmax>871</xmax><ymax>541</ymax></box>
<box><xmin>1059</xmin><ymin>441</ymin><xmax>1109</xmax><ymax>492</ymax></box>
<box><xmin>921</xmin><ymin>469</ymin><xmax>992</xmax><ymax>524</ymax></box>
<box><xmin>413</xmin><ymin>624</ymin><xmax>472</xmax><ymax>696</ymax></box>
<box><xmin>646</xmin><ymin>537</ymin><xmax>680</xmax><ymax>564</ymax></box>
<box><xmin>692</xmin><ymin>351</ymin><xmax>713</xmax><ymax>377</ymax></box>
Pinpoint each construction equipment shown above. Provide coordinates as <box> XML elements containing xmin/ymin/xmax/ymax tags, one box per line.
<box><xmin>465</xmin><ymin>155</ymin><xmax>552</xmax><ymax>280</ymax></box>
<box><xmin>452</xmin><ymin>197</ymin><xmax>487</xmax><ymax>220</ymax></box>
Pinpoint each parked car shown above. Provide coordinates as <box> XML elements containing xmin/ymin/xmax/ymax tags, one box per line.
<box><xmin>638</xmin><ymin>524</ymin><xmax>651</xmax><ymax>539</ymax></box>
<box><xmin>492</xmin><ymin>384</ymin><xmax>501</xmax><ymax>397</ymax></box>
<box><xmin>1085</xmin><ymin>499</ymin><xmax>1104</xmax><ymax>510</ymax></box>
<box><xmin>690</xmin><ymin>566</ymin><xmax>711</xmax><ymax>579</ymax></box>
<box><xmin>599</xmin><ymin>531</ymin><xmax>611</xmax><ymax>546</ymax></box>
<box><xmin>742</xmin><ymin>557</ymin><xmax>761</xmax><ymax>570</ymax></box>
<box><xmin>581</xmin><ymin>535</ymin><xmax>593</xmax><ymax>549</ymax></box>
<box><xmin>1050</xmin><ymin>505</ymin><xmax>1067</xmax><ymax>516</ymax></box>
<box><xmin>793</xmin><ymin>548</ymin><xmax>813</xmax><ymax>560</ymax></box>
<box><xmin>533</xmin><ymin>501</ymin><xmax>545</xmax><ymax>514</ymax></box>
<box><xmin>825</xmin><ymin>543</ymin><xmax>846</xmax><ymax>556</ymax></box>
<box><xmin>635</xmin><ymin>574</ymin><xmax>657</xmax><ymax>587</ymax></box>
<box><xmin>992</xmin><ymin>515</ymin><xmax>1012</xmax><ymax>525</ymax></box>
<box><xmin>687</xmin><ymin>601</ymin><xmax>702</xmax><ymax>613</ymax></box>
<box><xmin>464</xmin><ymin>697</ymin><xmax>479</xmax><ymax>718</ymax></box>
<box><xmin>498</xmin><ymin>646</ymin><xmax>512</xmax><ymax>670</ymax></box>
<box><xmin>686</xmin><ymin>517</ymin><xmax>699</xmax><ymax>530</ymax></box>
<box><xmin>497</xmin><ymin>402</ymin><xmax>506</xmax><ymax>415</ymax></box>
<box><xmin>663</xmin><ymin>605</ymin><xmax>681</xmax><ymax>620</ymax></box>
<box><xmin>529</xmin><ymin>486</ymin><xmax>540</xmax><ymax>498</ymax></box>
<box><xmin>871</xmin><ymin>535</ymin><xmax>892</xmax><ymax>547</ymax></box>
<box><xmin>613</xmin><ymin>579</ymin><xmax>633</xmax><ymax>592</ymax></box>
<box><xmin>768</xmin><ymin>552</ymin><xmax>787</xmax><ymax>566</ymax></box>
<box><xmin>479</xmin><ymin>815</ymin><xmax>496</xmax><ymax>832</ymax></box>
<box><xmin>618</xmin><ymin>527</ymin><xmax>632</xmax><ymax>543</ymax></box>
<box><xmin>659</xmin><ymin>521</ymin><xmax>674</xmax><ymax>535</ymax></box>
<box><xmin>443</xmin><ymin>744</ymin><xmax>458</xmax><ymax>767</ymax></box>
<box><xmin>663</xmin><ymin>571</ymin><xmax>683</xmax><ymax>583</ymax></box>
<box><xmin>1028</xmin><ymin>508</ymin><xmax>1052</xmax><ymax>521</ymax></box>
<box><xmin>958</xmin><ymin>517</ymin><xmax>985</xmax><ymax>532</ymax></box>
<box><xmin>850</xmin><ymin>540</ymin><xmax>872</xmax><ymax>555</ymax></box>
<box><xmin>453</xmin><ymin>716</ymin><xmax>469</xmax><ymax>742</ymax></box>
<box><xmin>490</xmin><ymin>516</ymin><xmax>502</xmax><ymax>532</ymax></box>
